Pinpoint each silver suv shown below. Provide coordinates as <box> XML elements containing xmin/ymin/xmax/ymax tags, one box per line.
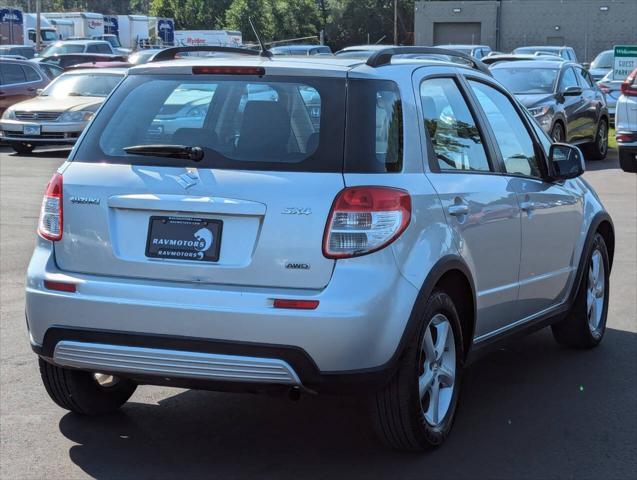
<box><xmin>26</xmin><ymin>47</ymin><xmax>614</xmax><ymax>450</ymax></box>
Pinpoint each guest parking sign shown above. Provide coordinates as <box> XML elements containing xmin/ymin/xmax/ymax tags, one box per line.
<box><xmin>613</xmin><ymin>45</ymin><xmax>637</xmax><ymax>80</ymax></box>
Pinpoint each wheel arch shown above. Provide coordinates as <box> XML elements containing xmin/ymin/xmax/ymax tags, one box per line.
<box><xmin>398</xmin><ymin>255</ymin><xmax>477</xmax><ymax>362</ymax></box>
<box><xmin>570</xmin><ymin>211</ymin><xmax>615</xmax><ymax>305</ymax></box>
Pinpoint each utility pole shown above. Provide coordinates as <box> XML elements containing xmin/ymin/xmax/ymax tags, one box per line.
<box><xmin>36</xmin><ymin>0</ymin><xmax>41</xmax><ymax>52</ymax></box>
<box><xmin>393</xmin><ymin>0</ymin><xmax>398</xmax><ymax>45</ymax></box>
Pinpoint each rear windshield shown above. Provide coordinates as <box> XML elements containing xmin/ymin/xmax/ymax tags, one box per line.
<box><xmin>41</xmin><ymin>43</ymin><xmax>85</xmax><ymax>56</ymax></box>
<box><xmin>72</xmin><ymin>74</ymin><xmax>404</xmax><ymax>173</ymax></box>
<box><xmin>492</xmin><ymin>67</ymin><xmax>558</xmax><ymax>94</ymax></box>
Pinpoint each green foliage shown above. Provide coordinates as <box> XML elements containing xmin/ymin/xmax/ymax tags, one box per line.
<box><xmin>224</xmin><ymin>0</ymin><xmax>273</xmax><ymax>41</ymax></box>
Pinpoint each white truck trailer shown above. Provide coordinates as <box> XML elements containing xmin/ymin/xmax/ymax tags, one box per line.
<box><xmin>43</xmin><ymin>12</ymin><xmax>104</xmax><ymax>38</ymax></box>
<box><xmin>174</xmin><ymin>30</ymin><xmax>242</xmax><ymax>48</ymax></box>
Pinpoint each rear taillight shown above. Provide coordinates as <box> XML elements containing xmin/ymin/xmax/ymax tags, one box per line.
<box><xmin>598</xmin><ymin>82</ymin><xmax>610</xmax><ymax>94</ymax></box>
<box><xmin>620</xmin><ymin>68</ymin><xmax>637</xmax><ymax>97</ymax></box>
<box><xmin>616</xmin><ymin>132</ymin><xmax>637</xmax><ymax>143</ymax></box>
<box><xmin>323</xmin><ymin>186</ymin><xmax>411</xmax><ymax>259</ymax></box>
<box><xmin>38</xmin><ymin>173</ymin><xmax>63</xmax><ymax>241</ymax></box>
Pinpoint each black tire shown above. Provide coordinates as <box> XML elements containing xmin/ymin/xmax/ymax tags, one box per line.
<box><xmin>552</xmin><ymin>233</ymin><xmax>610</xmax><ymax>349</ymax></box>
<box><xmin>618</xmin><ymin>148</ymin><xmax>637</xmax><ymax>173</ymax></box>
<box><xmin>583</xmin><ymin>119</ymin><xmax>609</xmax><ymax>160</ymax></box>
<box><xmin>9</xmin><ymin>142</ymin><xmax>35</xmax><ymax>155</ymax></box>
<box><xmin>38</xmin><ymin>358</ymin><xmax>137</xmax><ymax>415</ymax></box>
<box><xmin>369</xmin><ymin>291</ymin><xmax>464</xmax><ymax>450</ymax></box>
<box><xmin>551</xmin><ymin>122</ymin><xmax>565</xmax><ymax>143</ymax></box>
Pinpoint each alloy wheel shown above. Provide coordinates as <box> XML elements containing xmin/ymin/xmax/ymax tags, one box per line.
<box><xmin>587</xmin><ymin>249</ymin><xmax>605</xmax><ymax>338</ymax></box>
<box><xmin>597</xmin><ymin>122</ymin><xmax>608</xmax><ymax>156</ymax></box>
<box><xmin>552</xmin><ymin>124</ymin><xmax>564</xmax><ymax>143</ymax></box>
<box><xmin>418</xmin><ymin>314</ymin><xmax>456</xmax><ymax>427</ymax></box>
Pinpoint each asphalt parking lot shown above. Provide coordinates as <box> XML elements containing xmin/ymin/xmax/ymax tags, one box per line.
<box><xmin>0</xmin><ymin>145</ymin><xmax>635</xmax><ymax>479</ymax></box>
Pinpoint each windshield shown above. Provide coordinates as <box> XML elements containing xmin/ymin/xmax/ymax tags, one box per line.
<box><xmin>41</xmin><ymin>30</ymin><xmax>58</xmax><ymax>42</ymax></box>
<box><xmin>105</xmin><ymin>36</ymin><xmax>121</xmax><ymax>48</ymax></box>
<box><xmin>492</xmin><ymin>67</ymin><xmax>558</xmax><ymax>94</ymax></box>
<box><xmin>591</xmin><ymin>50</ymin><xmax>613</xmax><ymax>69</ymax></box>
<box><xmin>41</xmin><ymin>43</ymin><xmax>84</xmax><ymax>56</ymax></box>
<box><xmin>41</xmin><ymin>73</ymin><xmax>123</xmax><ymax>98</ymax></box>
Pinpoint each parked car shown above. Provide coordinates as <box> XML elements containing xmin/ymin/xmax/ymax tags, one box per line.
<box><xmin>0</xmin><ymin>45</ymin><xmax>36</xmax><ymax>59</ymax></box>
<box><xmin>64</xmin><ymin>61</ymin><xmax>133</xmax><ymax>71</ymax></box>
<box><xmin>615</xmin><ymin>68</ymin><xmax>637</xmax><ymax>172</ymax></box>
<box><xmin>270</xmin><ymin>45</ymin><xmax>333</xmax><ymax>56</ymax></box>
<box><xmin>0</xmin><ymin>69</ymin><xmax>126</xmax><ymax>154</ymax></box>
<box><xmin>0</xmin><ymin>59</ymin><xmax>56</xmax><ymax>116</ymax></box>
<box><xmin>436</xmin><ymin>44</ymin><xmax>492</xmax><ymax>59</ymax></box>
<box><xmin>513</xmin><ymin>45</ymin><xmax>578</xmax><ymax>63</ymax></box>
<box><xmin>128</xmin><ymin>48</ymin><xmax>164</xmax><ymax>65</ymax></box>
<box><xmin>38</xmin><ymin>40</ymin><xmax>115</xmax><ymax>57</ymax></box>
<box><xmin>33</xmin><ymin>53</ymin><xmax>128</xmax><ymax>69</ymax></box>
<box><xmin>334</xmin><ymin>44</ymin><xmax>394</xmax><ymax>58</ymax></box>
<box><xmin>589</xmin><ymin>49</ymin><xmax>614</xmax><ymax>82</ymax></box>
<box><xmin>491</xmin><ymin>59</ymin><xmax>609</xmax><ymax>159</ymax></box>
<box><xmin>482</xmin><ymin>53</ymin><xmax>567</xmax><ymax>66</ymax></box>
<box><xmin>597</xmin><ymin>70</ymin><xmax>623</xmax><ymax>122</ymax></box>
<box><xmin>91</xmin><ymin>34</ymin><xmax>131</xmax><ymax>55</ymax></box>
<box><xmin>25</xmin><ymin>48</ymin><xmax>614</xmax><ymax>451</ymax></box>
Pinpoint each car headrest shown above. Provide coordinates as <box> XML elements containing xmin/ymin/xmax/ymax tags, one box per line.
<box><xmin>237</xmin><ymin>101</ymin><xmax>291</xmax><ymax>157</ymax></box>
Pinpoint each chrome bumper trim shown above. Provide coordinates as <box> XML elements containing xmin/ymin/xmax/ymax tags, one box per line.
<box><xmin>53</xmin><ymin>341</ymin><xmax>301</xmax><ymax>385</ymax></box>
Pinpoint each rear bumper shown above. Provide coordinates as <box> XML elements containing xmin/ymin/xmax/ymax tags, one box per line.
<box><xmin>26</xmin><ymin>239</ymin><xmax>419</xmax><ymax>391</ymax></box>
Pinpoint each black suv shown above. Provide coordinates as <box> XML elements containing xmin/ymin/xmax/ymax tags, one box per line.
<box><xmin>491</xmin><ymin>60</ymin><xmax>609</xmax><ymax>160</ymax></box>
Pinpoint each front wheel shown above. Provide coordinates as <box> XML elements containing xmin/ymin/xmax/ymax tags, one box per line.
<box><xmin>39</xmin><ymin>358</ymin><xmax>137</xmax><ymax>415</ymax></box>
<box><xmin>9</xmin><ymin>142</ymin><xmax>35</xmax><ymax>155</ymax></box>
<box><xmin>369</xmin><ymin>291</ymin><xmax>464</xmax><ymax>450</ymax></box>
<box><xmin>552</xmin><ymin>233</ymin><xmax>610</xmax><ymax>348</ymax></box>
<box><xmin>551</xmin><ymin>122</ymin><xmax>565</xmax><ymax>143</ymax></box>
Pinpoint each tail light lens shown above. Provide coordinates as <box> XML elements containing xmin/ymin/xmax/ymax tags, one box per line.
<box><xmin>620</xmin><ymin>68</ymin><xmax>637</xmax><ymax>97</ymax></box>
<box><xmin>38</xmin><ymin>173</ymin><xmax>63</xmax><ymax>241</ymax></box>
<box><xmin>323</xmin><ymin>186</ymin><xmax>411</xmax><ymax>259</ymax></box>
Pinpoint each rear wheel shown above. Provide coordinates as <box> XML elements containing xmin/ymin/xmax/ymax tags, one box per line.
<box><xmin>552</xmin><ymin>233</ymin><xmax>610</xmax><ymax>349</ymax></box>
<box><xmin>9</xmin><ymin>142</ymin><xmax>34</xmax><ymax>155</ymax></box>
<box><xmin>583</xmin><ymin>119</ymin><xmax>608</xmax><ymax>160</ymax></box>
<box><xmin>39</xmin><ymin>358</ymin><xmax>137</xmax><ymax>415</ymax></box>
<box><xmin>551</xmin><ymin>122</ymin><xmax>565</xmax><ymax>143</ymax></box>
<box><xmin>369</xmin><ymin>291</ymin><xmax>464</xmax><ymax>450</ymax></box>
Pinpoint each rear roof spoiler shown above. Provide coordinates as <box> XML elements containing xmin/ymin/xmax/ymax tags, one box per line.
<box><xmin>150</xmin><ymin>46</ymin><xmax>261</xmax><ymax>63</ymax></box>
<box><xmin>366</xmin><ymin>47</ymin><xmax>491</xmax><ymax>76</ymax></box>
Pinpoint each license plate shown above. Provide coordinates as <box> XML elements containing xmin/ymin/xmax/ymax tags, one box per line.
<box><xmin>145</xmin><ymin>216</ymin><xmax>222</xmax><ymax>262</ymax></box>
<box><xmin>23</xmin><ymin>124</ymin><xmax>41</xmax><ymax>136</ymax></box>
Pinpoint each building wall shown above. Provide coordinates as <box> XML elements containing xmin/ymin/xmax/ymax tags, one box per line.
<box><xmin>414</xmin><ymin>0</ymin><xmax>637</xmax><ymax>62</ymax></box>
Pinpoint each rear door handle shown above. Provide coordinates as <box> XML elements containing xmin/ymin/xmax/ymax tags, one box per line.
<box><xmin>448</xmin><ymin>204</ymin><xmax>469</xmax><ymax>216</ymax></box>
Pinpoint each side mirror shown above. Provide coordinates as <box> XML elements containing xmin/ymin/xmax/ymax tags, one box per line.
<box><xmin>563</xmin><ymin>85</ymin><xmax>583</xmax><ymax>96</ymax></box>
<box><xmin>548</xmin><ymin>143</ymin><xmax>585</xmax><ymax>180</ymax></box>
<box><xmin>581</xmin><ymin>62</ymin><xmax>590</xmax><ymax>69</ymax></box>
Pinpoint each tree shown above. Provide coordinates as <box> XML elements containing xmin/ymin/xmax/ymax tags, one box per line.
<box><xmin>224</xmin><ymin>0</ymin><xmax>273</xmax><ymax>43</ymax></box>
<box><xmin>267</xmin><ymin>0</ymin><xmax>321</xmax><ymax>41</ymax></box>
<box><xmin>149</xmin><ymin>0</ymin><xmax>232</xmax><ymax>29</ymax></box>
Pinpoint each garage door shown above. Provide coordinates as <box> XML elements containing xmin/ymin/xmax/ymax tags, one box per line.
<box><xmin>434</xmin><ymin>22</ymin><xmax>481</xmax><ymax>45</ymax></box>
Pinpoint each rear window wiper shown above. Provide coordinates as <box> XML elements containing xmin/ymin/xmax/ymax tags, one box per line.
<box><xmin>123</xmin><ymin>144</ymin><xmax>204</xmax><ymax>161</ymax></box>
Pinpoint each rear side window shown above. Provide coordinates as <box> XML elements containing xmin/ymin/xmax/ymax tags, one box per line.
<box><xmin>96</xmin><ymin>44</ymin><xmax>111</xmax><ymax>54</ymax></box>
<box><xmin>345</xmin><ymin>79</ymin><xmax>403</xmax><ymax>173</ymax></box>
<box><xmin>0</xmin><ymin>64</ymin><xmax>26</xmax><ymax>85</ymax></box>
<box><xmin>420</xmin><ymin>77</ymin><xmax>490</xmax><ymax>172</ymax></box>
<box><xmin>22</xmin><ymin>65</ymin><xmax>41</xmax><ymax>82</ymax></box>
<box><xmin>86</xmin><ymin>44</ymin><xmax>99</xmax><ymax>53</ymax></box>
<box><xmin>74</xmin><ymin>74</ymin><xmax>346</xmax><ymax>172</ymax></box>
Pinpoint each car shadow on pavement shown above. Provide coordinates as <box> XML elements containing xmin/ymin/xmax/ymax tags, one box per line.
<box><xmin>0</xmin><ymin>147</ymin><xmax>70</xmax><ymax>159</ymax></box>
<box><xmin>57</xmin><ymin>328</ymin><xmax>637</xmax><ymax>480</ymax></box>
<box><xmin>585</xmin><ymin>150</ymin><xmax>621</xmax><ymax>171</ymax></box>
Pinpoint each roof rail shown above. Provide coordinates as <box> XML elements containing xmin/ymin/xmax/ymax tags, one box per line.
<box><xmin>366</xmin><ymin>47</ymin><xmax>491</xmax><ymax>75</ymax></box>
<box><xmin>150</xmin><ymin>45</ymin><xmax>261</xmax><ymax>63</ymax></box>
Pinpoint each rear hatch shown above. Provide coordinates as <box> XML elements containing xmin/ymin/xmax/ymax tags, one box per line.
<box><xmin>55</xmin><ymin>65</ymin><xmax>347</xmax><ymax>289</ymax></box>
